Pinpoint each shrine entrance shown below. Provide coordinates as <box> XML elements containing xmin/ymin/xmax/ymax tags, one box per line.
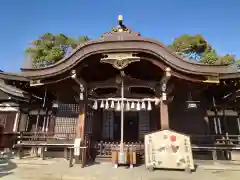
<box><xmin>114</xmin><ymin>111</ymin><xmax>139</xmax><ymax>142</ymax></box>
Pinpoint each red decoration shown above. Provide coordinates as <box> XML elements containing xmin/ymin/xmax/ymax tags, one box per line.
<box><xmin>170</xmin><ymin>135</ymin><xmax>176</xmax><ymax>142</ymax></box>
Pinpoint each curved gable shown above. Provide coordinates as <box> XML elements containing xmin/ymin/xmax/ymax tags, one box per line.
<box><xmin>19</xmin><ymin>34</ymin><xmax>236</xmax><ymax>80</ymax></box>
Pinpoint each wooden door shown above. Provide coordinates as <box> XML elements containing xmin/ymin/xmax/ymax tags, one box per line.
<box><xmin>114</xmin><ymin>111</ymin><xmax>139</xmax><ymax>142</ymax></box>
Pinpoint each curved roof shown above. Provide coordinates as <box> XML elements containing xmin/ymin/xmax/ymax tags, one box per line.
<box><xmin>20</xmin><ymin>33</ymin><xmax>238</xmax><ymax>77</ymax></box>
<box><xmin>0</xmin><ymin>79</ymin><xmax>29</xmax><ymax>100</ymax></box>
<box><xmin>0</xmin><ymin>72</ymin><xmax>29</xmax><ymax>81</ymax></box>
<box><xmin>0</xmin><ymin>27</ymin><xmax>240</xmax><ymax>81</ymax></box>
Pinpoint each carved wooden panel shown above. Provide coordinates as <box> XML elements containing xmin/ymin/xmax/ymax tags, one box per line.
<box><xmin>101</xmin><ymin>53</ymin><xmax>140</xmax><ymax>70</ymax></box>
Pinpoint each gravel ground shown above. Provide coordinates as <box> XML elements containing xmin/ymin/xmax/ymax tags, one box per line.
<box><xmin>1</xmin><ymin>157</ymin><xmax>240</xmax><ymax>180</ymax></box>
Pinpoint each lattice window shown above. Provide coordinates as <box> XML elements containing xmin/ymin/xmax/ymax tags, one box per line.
<box><xmin>102</xmin><ymin>110</ymin><xmax>114</xmax><ymax>140</ymax></box>
<box><xmin>54</xmin><ymin>116</ymin><xmax>77</xmax><ymax>138</ymax></box>
<box><xmin>0</xmin><ymin>113</ymin><xmax>7</xmax><ymax>128</ymax></box>
<box><xmin>138</xmin><ymin>111</ymin><xmax>150</xmax><ymax>140</ymax></box>
<box><xmin>54</xmin><ymin>103</ymin><xmax>94</xmax><ymax>138</ymax></box>
<box><xmin>54</xmin><ymin>104</ymin><xmax>78</xmax><ymax>138</ymax></box>
<box><xmin>0</xmin><ymin>112</ymin><xmax>16</xmax><ymax>133</ymax></box>
<box><xmin>85</xmin><ymin>110</ymin><xmax>93</xmax><ymax>134</ymax></box>
<box><xmin>58</xmin><ymin>103</ymin><xmax>80</xmax><ymax>113</ymax></box>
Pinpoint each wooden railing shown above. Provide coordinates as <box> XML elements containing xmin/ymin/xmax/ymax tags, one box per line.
<box><xmin>16</xmin><ymin>132</ymin><xmax>76</xmax><ymax>145</ymax></box>
<box><xmin>13</xmin><ymin>132</ymin><xmax>93</xmax><ymax>162</ymax></box>
<box><xmin>12</xmin><ymin>133</ymin><xmax>240</xmax><ymax>162</ymax></box>
<box><xmin>190</xmin><ymin>134</ymin><xmax>240</xmax><ymax>146</ymax></box>
<box><xmin>94</xmin><ymin>141</ymin><xmax>144</xmax><ymax>158</ymax></box>
<box><xmin>94</xmin><ymin>135</ymin><xmax>240</xmax><ymax>161</ymax></box>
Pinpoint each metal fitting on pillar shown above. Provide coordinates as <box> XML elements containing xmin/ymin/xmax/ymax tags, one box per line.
<box><xmin>162</xmin><ymin>92</ymin><xmax>167</xmax><ymax>101</ymax></box>
<box><xmin>71</xmin><ymin>69</ymin><xmax>85</xmax><ymax>100</ymax></box>
<box><xmin>160</xmin><ymin>67</ymin><xmax>171</xmax><ymax>101</ymax></box>
<box><xmin>79</xmin><ymin>84</ymin><xmax>84</xmax><ymax>100</ymax></box>
<box><xmin>160</xmin><ymin>67</ymin><xmax>171</xmax><ymax>86</ymax></box>
<box><xmin>165</xmin><ymin>67</ymin><xmax>171</xmax><ymax>78</ymax></box>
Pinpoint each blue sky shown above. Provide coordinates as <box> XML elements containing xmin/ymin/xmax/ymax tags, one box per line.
<box><xmin>0</xmin><ymin>0</ymin><xmax>239</xmax><ymax>72</ymax></box>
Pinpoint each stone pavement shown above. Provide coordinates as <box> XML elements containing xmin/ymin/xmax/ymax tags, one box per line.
<box><xmin>1</xmin><ymin>158</ymin><xmax>240</xmax><ymax>180</ymax></box>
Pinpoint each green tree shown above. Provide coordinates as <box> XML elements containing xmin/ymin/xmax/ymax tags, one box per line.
<box><xmin>199</xmin><ymin>50</ymin><xmax>218</xmax><ymax>64</ymax></box>
<box><xmin>169</xmin><ymin>34</ymin><xmax>236</xmax><ymax>65</ymax></box>
<box><xmin>25</xmin><ymin>33</ymin><xmax>89</xmax><ymax>68</ymax></box>
<box><xmin>169</xmin><ymin>34</ymin><xmax>209</xmax><ymax>55</ymax></box>
<box><xmin>215</xmin><ymin>54</ymin><xmax>235</xmax><ymax>65</ymax></box>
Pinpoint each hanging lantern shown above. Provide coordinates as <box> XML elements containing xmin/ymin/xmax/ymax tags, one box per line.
<box><xmin>105</xmin><ymin>100</ymin><xmax>109</xmax><ymax>109</ymax></box>
<box><xmin>147</xmin><ymin>101</ymin><xmax>152</xmax><ymax>111</ymax></box>
<box><xmin>116</xmin><ymin>101</ymin><xmax>121</xmax><ymax>111</ymax></box>
<box><xmin>126</xmin><ymin>101</ymin><xmax>130</xmax><ymax>111</ymax></box>
<box><xmin>141</xmin><ymin>101</ymin><xmax>146</xmax><ymax>109</ymax></box>
<box><xmin>187</xmin><ymin>101</ymin><xmax>197</xmax><ymax>109</ymax></box>
<box><xmin>130</xmin><ymin>101</ymin><xmax>135</xmax><ymax>109</ymax></box>
<box><xmin>186</xmin><ymin>92</ymin><xmax>199</xmax><ymax>109</ymax></box>
<box><xmin>136</xmin><ymin>101</ymin><xmax>141</xmax><ymax>111</ymax></box>
<box><xmin>110</xmin><ymin>100</ymin><xmax>115</xmax><ymax>109</ymax></box>
<box><xmin>100</xmin><ymin>100</ymin><xmax>104</xmax><ymax>108</ymax></box>
<box><xmin>92</xmin><ymin>100</ymin><xmax>98</xmax><ymax>110</ymax></box>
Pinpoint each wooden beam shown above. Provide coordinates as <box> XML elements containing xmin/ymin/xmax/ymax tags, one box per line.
<box><xmin>76</xmin><ymin>104</ymin><xmax>85</xmax><ymax>139</ymax></box>
<box><xmin>159</xmin><ymin>68</ymin><xmax>171</xmax><ymax>130</ymax></box>
<box><xmin>88</xmin><ymin>76</ymin><xmax>158</xmax><ymax>90</ymax></box>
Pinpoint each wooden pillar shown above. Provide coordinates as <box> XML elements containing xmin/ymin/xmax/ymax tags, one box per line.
<box><xmin>71</xmin><ymin>69</ymin><xmax>87</xmax><ymax>165</ymax></box>
<box><xmin>236</xmin><ymin>112</ymin><xmax>240</xmax><ymax>143</ymax></box>
<box><xmin>213</xmin><ymin>112</ymin><xmax>219</xmax><ymax>135</ymax></box>
<box><xmin>159</xmin><ymin>67</ymin><xmax>171</xmax><ymax>130</ymax></box>
<box><xmin>76</xmin><ymin>104</ymin><xmax>86</xmax><ymax>139</ymax></box>
<box><xmin>160</xmin><ymin>99</ymin><xmax>169</xmax><ymax>130</ymax></box>
<box><xmin>48</xmin><ymin>114</ymin><xmax>55</xmax><ymax>133</ymax></box>
<box><xmin>75</xmin><ymin>103</ymin><xmax>85</xmax><ymax>164</ymax></box>
<box><xmin>35</xmin><ymin>109</ymin><xmax>41</xmax><ymax>132</ymax></box>
<box><xmin>204</xmin><ymin>115</ymin><xmax>210</xmax><ymax>135</ymax></box>
<box><xmin>13</xmin><ymin>112</ymin><xmax>20</xmax><ymax>132</ymax></box>
<box><xmin>25</xmin><ymin>111</ymin><xmax>30</xmax><ymax>131</ymax></box>
<box><xmin>222</xmin><ymin>109</ymin><xmax>229</xmax><ymax>138</ymax></box>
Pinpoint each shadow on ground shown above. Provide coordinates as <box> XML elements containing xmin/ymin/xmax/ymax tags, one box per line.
<box><xmin>0</xmin><ymin>152</ymin><xmax>17</xmax><ymax>178</ymax></box>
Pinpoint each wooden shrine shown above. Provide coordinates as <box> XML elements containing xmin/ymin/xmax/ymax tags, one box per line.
<box><xmin>0</xmin><ymin>15</ymin><xmax>240</xmax><ymax>168</ymax></box>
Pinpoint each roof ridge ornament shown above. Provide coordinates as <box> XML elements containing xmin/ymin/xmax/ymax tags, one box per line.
<box><xmin>111</xmin><ymin>15</ymin><xmax>131</xmax><ymax>33</ymax></box>
<box><xmin>101</xmin><ymin>15</ymin><xmax>140</xmax><ymax>38</ymax></box>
